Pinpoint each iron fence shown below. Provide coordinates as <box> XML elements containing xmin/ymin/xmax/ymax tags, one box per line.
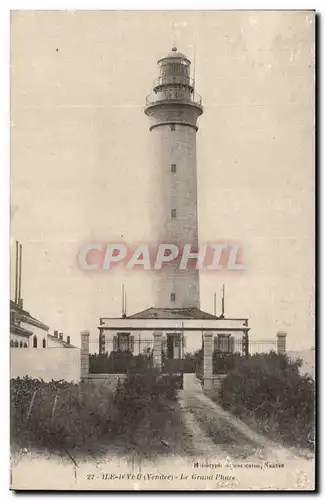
<box><xmin>212</xmin><ymin>337</ymin><xmax>278</xmax><ymax>374</ymax></box>
<box><xmin>247</xmin><ymin>340</ymin><xmax>278</xmax><ymax>355</ymax></box>
<box><xmin>91</xmin><ymin>336</ymin><xmax>154</xmax><ymax>357</ymax></box>
<box><xmin>145</xmin><ymin>89</ymin><xmax>203</xmax><ymax>107</ymax></box>
<box><xmin>88</xmin><ymin>334</ymin><xmax>278</xmax><ymax>376</ymax></box>
<box><xmin>213</xmin><ymin>335</ymin><xmax>277</xmax><ymax>356</ymax></box>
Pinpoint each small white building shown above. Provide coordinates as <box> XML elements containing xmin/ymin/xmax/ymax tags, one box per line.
<box><xmin>10</xmin><ymin>299</ymin><xmax>49</xmax><ymax>348</ymax></box>
<box><xmin>10</xmin><ymin>241</ymin><xmax>77</xmax><ymax>352</ymax></box>
<box><xmin>47</xmin><ymin>330</ymin><xmax>75</xmax><ymax>348</ymax></box>
<box><xmin>10</xmin><ymin>301</ymin><xmax>76</xmax><ymax>349</ymax></box>
<box><xmin>98</xmin><ymin>307</ymin><xmax>249</xmax><ymax>358</ymax></box>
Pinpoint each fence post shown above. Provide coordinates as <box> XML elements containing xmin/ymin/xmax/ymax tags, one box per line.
<box><xmin>153</xmin><ymin>332</ymin><xmax>162</xmax><ymax>371</ymax></box>
<box><xmin>243</xmin><ymin>331</ymin><xmax>249</xmax><ymax>357</ymax></box>
<box><xmin>80</xmin><ymin>330</ymin><xmax>90</xmax><ymax>380</ymax></box>
<box><xmin>276</xmin><ymin>331</ymin><xmax>287</xmax><ymax>355</ymax></box>
<box><xmin>203</xmin><ymin>331</ymin><xmax>213</xmax><ymax>391</ymax></box>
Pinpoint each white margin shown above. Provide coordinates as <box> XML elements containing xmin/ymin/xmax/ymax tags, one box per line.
<box><xmin>0</xmin><ymin>1</ymin><xmax>321</xmax><ymax>498</ymax></box>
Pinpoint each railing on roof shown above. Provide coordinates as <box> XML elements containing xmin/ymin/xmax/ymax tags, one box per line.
<box><xmin>145</xmin><ymin>90</ymin><xmax>203</xmax><ymax>108</ymax></box>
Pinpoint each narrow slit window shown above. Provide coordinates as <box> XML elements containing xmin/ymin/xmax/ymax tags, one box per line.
<box><xmin>171</xmin><ymin>292</ymin><xmax>176</xmax><ymax>303</ymax></box>
<box><xmin>171</xmin><ymin>163</ymin><xmax>176</xmax><ymax>173</ymax></box>
<box><xmin>171</xmin><ymin>208</ymin><xmax>177</xmax><ymax>219</ymax></box>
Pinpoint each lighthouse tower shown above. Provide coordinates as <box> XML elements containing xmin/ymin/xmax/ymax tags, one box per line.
<box><xmin>145</xmin><ymin>47</ymin><xmax>203</xmax><ymax>309</ymax></box>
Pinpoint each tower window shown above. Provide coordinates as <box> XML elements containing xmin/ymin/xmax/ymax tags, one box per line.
<box><xmin>171</xmin><ymin>208</ymin><xmax>177</xmax><ymax>219</ymax></box>
<box><xmin>171</xmin><ymin>163</ymin><xmax>176</xmax><ymax>173</ymax></box>
<box><xmin>171</xmin><ymin>124</ymin><xmax>176</xmax><ymax>131</ymax></box>
<box><xmin>171</xmin><ymin>293</ymin><xmax>176</xmax><ymax>303</ymax></box>
<box><xmin>33</xmin><ymin>335</ymin><xmax>38</xmax><ymax>348</ymax></box>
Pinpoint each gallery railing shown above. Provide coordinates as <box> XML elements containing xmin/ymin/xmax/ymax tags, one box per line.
<box><xmin>145</xmin><ymin>90</ymin><xmax>203</xmax><ymax>107</ymax></box>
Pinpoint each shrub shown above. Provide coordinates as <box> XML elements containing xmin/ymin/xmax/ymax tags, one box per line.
<box><xmin>218</xmin><ymin>353</ymin><xmax>315</xmax><ymax>448</ymax></box>
<box><xmin>89</xmin><ymin>351</ymin><xmax>153</xmax><ymax>374</ymax></box>
<box><xmin>113</xmin><ymin>369</ymin><xmax>178</xmax><ymax>434</ymax></box>
<box><xmin>213</xmin><ymin>352</ymin><xmax>244</xmax><ymax>374</ymax></box>
<box><xmin>11</xmin><ymin>370</ymin><xmax>180</xmax><ymax>456</ymax></box>
<box><xmin>112</xmin><ymin>370</ymin><xmax>187</xmax><ymax>457</ymax></box>
<box><xmin>10</xmin><ymin>376</ymin><xmax>118</xmax><ymax>452</ymax></box>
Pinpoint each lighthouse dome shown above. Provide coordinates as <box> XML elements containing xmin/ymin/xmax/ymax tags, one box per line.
<box><xmin>167</xmin><ymin>47</ymin><xmax>187</xmax><ymax>58</ymax></box>
<box><xmin>157</xmin><ymin>47</ymin><xmax>190</xmax><ymax>65</ymax></box>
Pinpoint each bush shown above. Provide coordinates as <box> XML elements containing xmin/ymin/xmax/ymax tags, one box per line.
<box><xmin>11</xmin><ymin>370</ymin><xmax>180</xmax><ymax>456</ymax></box>
<box><xmin>89</xmin><ymin>351</ymin><xmax>153</xmax><ymax>374</ymax></box>
<box><xmin>218</xmin><ymin>353</ymin><xmax>315</xmax><ymax>448</ymax></box>
<box><xmin>112</xmin><ymin>369</ymin><xmax>187</xmax><ymax>457</ymax></box>
<box><xmin>10</xmin><ymin>376</ymin><xmax>118</xmax><ymax>452</ymax></box>
<box><xmin>213</xmin><ymin>352</ymin><xmax>244</xmax><ymax>374</ymax></box>
<box><xmin>113</xmin><ymin>369</ymin><xmax>178</xmax><ymax>433</ymax></box>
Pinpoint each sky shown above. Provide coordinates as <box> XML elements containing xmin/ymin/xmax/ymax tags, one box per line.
<box><xmin>10</xmin><ymin>10</ymin><xmax>315</xmax><ymax>349</ymax></box>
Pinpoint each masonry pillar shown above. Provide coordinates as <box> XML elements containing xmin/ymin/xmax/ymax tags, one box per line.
<box><xmin>276</xmin><ymin>331</ymin><xmax>287</xmax><ymax>355</ymax></box>
<box><xmin>203</xmin><ymin>331</ymin><xmax>213</xmax><ymax>391</ymax></box>
<box><xmin>153</xmin><ymin>332</ymin><xmax>162</xmax><ymax>371</ymax></box>
<box><xmin>80</xmin><ymin>330</ymin><xmax>90</xmax><ymax>379</ymax></box>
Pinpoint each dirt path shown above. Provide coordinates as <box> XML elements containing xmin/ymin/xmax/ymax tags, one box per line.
<box><xmin>179</xmin><ymin>374</ymin><xmax>312</xmax><ymax>463</ymax></box>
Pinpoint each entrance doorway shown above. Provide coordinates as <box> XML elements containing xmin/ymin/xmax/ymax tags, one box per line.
<box><xmin>167</xmin><ymin>334</ymin><xmax>174</xmax><ymax>359</ymax></box>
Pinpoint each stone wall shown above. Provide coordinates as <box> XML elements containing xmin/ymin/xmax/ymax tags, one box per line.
<box><xmin>10</xmin><ymin>347</ymin><xmax>80</xmax><ymax>383</ymax></box>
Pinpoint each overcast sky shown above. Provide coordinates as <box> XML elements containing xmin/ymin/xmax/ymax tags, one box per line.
<box><xmin>10</xmin><ymin>10</ymin><xmax>315</xmax><ymax>349</ymax></box>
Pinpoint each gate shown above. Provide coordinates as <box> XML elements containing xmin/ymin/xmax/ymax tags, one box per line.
<box><xmin>161</xmin><ymin>332</ymin><xmax>197</xmax><ymax>389</ymax></box>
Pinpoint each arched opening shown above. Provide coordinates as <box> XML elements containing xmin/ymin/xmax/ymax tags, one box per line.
<box><xmin>14</xmin><ymin>340</ymin><xmax>18</xmax><ymax>348</ymax></box>
<box><xmin>23</xmin><ymin>342</ymin><xmax>27</xmax><ymax>348</ymax></box>
<box><xmin>33</xmin><ymin>335</ymin><xmax>38</xmax><ymax>348</ymax></box>
<box><xmin>42</xmin><ymin>338</ymin><xmax>46</xmax><ymax>348</ymax></box>
<box><xmin>10</xmin><ymin>340</ymin><xmax>14</xmax><ymax>347</ymax></box>
<box><xmin>19</xmin><ymin>341</ymin><xmax>23</xmax><ymax>348</ymax></box>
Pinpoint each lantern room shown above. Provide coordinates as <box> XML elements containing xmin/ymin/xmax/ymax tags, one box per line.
<box><xmin>145</xmin><ymin>47</ymin><xmax>202</xmax><ymax>109</ymax></box>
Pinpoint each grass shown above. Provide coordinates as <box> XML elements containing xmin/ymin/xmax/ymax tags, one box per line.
<box><xmin>10</xmin><ymin>372</ymin><xmax>189</xmax><ymax>460</ymax></box>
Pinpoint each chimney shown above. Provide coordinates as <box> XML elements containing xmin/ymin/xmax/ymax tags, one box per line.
<box><xmin>18</xmin><ymin>244</ymin><xmax>22</xmax><ymax>306</ymax></box>
<box><xmin>15</xmin><ymin>241</ymin><xmax>19</xmax><ymax>304</ymax></box>
<box><xmin>59</xmin><ymin>332</ymin><xmax>63</xmax><ymax>340</ymax></box>
<box><xmin>54</xmin><ymin>330</ymin><xmax>58</xmax><ymax>338</ymax></box>
<box><xmin>66</xmin><ymin>335</ymin><xmax>70</xmax><ymax>345</ymax></box>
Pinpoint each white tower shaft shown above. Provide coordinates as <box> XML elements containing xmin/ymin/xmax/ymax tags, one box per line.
<box><xmin>145</xmin><ymin>47</ymin><xmax>203</xmax><ymax>309</ymax></box>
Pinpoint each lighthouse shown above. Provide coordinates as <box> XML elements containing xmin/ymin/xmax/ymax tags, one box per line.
<box><xmin>144</xmin><ymin>47</ymin><xmax>203</xmax><ymax>309</ymax></box>
<box><xmin>98</xmin><ymin>47</ymin><xmax>249</xmax><ymax>361</ymax></box>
